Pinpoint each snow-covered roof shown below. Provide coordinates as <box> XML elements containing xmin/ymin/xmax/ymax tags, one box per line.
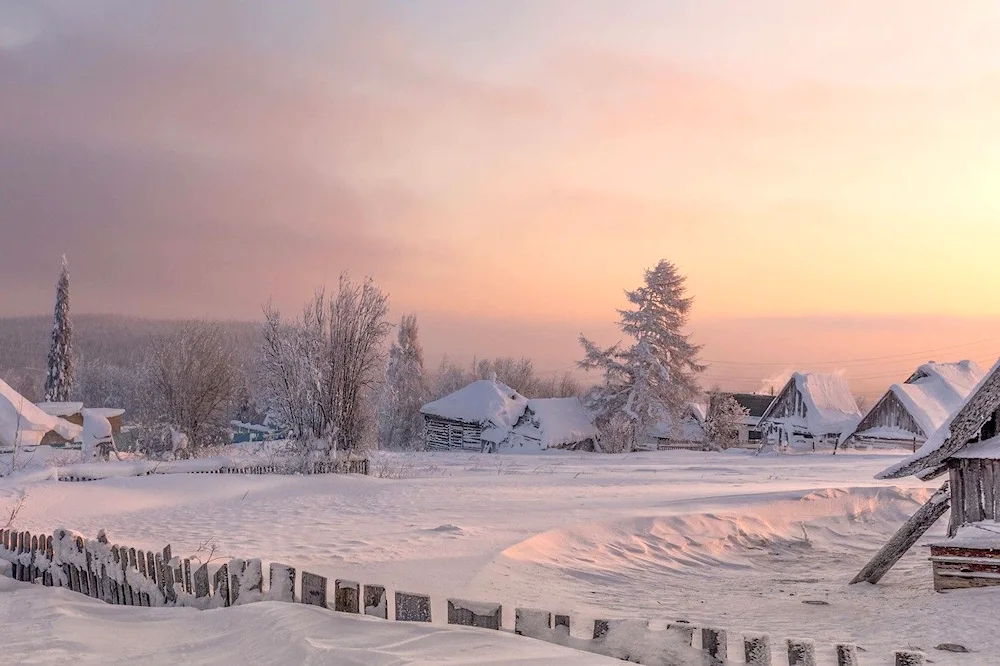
<box><xmin>886</xmin><ymin>361</ymin><xmax>985</xmax><ymax>438</ymax></box>
<box><xmin>513</xmin><ymin>397</ymin><xmax>598</xmax><ymax>448</ymax></box>
<box><xmin>35</xmin><ymin>401</ymin><xmax>84</xmax><ymax>417</ymax></box>
<box><xmin>760</xmin><ymin>373</ymin><xmax>862</xmax><ymax>436</ymax></box>
<box><xmin>88</xmin><ymin>407</ymin><xmax>125</xmax><ymax>419</ymax></box>
<box><xmin>0</xmin><ymin>380</ymin><xmax>83</xmax><ymax>448</ymax></box>
<box><xmin>420</xmin><ymin>379</ymin><xmax>528</xmax><ymax>429</ymax></box>
<box><xmin>878</xmin><ymin>358</ymin><xmax>1000</xmax><ymax>480</ymax></box>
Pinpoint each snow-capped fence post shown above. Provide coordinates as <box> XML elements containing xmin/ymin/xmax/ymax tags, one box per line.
<box><xmin>835</xmin><ymin>644</ymin><xmax>859</xmax><ymax>666</ymax></box>
<box><xmin>894</xmin><ymin>651</ymin><xmax>925</xmax><ymax>666</ymax></box>
<box><xmin>395</xmin><ymin>591</ymin><xmax>431</xmax><ymax>622</ymax></box>
<box><xmin>744</xmin><ymin>634</ymin><xmax>772</xmax><ymax>666</ymax></box>
<box><xmin>268</xmin><ymin>564</ymin><xmax>295</xmax><ymax>602</ymax></box>
<box><xmin>334</xmin><ymin>579</ymin><xmax>360</xmax><ymax>613</ymax></box>
<box><xmin>228</xmin><ymin>558</ymin><xmax>246</xmax><ymax>604</ymax></box>
<box><xmin>702</xmin><ymin>628</ymin><xmax>728</xmax><ymax>661</ymax></box>
<box><xmin>514</xmin><ymin>608</ymin><xmax>552</xmax><ymax>636</ymax></box>
<box><xmin>593</xmin><ymin>619</ymin><xmax>611</xmax><ymax>639</ymax></box>
<box><xmin>447</xmin><ymin>599</ymin><xmax>502</xmax><ymax>630</ymax></box>
<box><xmin>300</xmin><ymin>571</ymin><xmax>327</xmax><ymax>608</ymax></box>
<box><xmin>363</xmin><ymin>584</ymin><xmax>387</xmax><ymax>619</ymax></box>
<box><xmin>786</xmin><ymin>638</ymin><xmax>816</xmax><ymax>666</ymax></box>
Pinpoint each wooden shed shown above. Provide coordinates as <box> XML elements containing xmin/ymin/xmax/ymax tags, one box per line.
<box><xmin>842</xmin><ymin>360</ymin><xmax>984</xmax><ymax>451</ymax></box>
<box><xmin>756</xmin><ymin>373</ymin><xmax>862</xmax><ymax>451</ymax></box>
<box><xmin>420</xmin><ymin>379</ymin><xmax>528</xmax><ymax>452</ymax></box>
<box><xmin>36</xmin><ymin>403</ymin><xmax>124</xmax><ymax>446</ymax></box>
<box><xmin>875</xmin><ymin>358</ymin><xmax>1000</xmax><ymax>590</ymax></box>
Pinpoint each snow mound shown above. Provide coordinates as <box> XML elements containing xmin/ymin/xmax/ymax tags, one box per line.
<box><xmin>420</xmin><ymin>379</ymin><xmax>528</xmax><ymax>429</ymax></box>
<box><xmin>503</xmin><ymin>398</ymin><xmax>598</xmax><ymax>451</ymax></box>
<box><xmin>0</xmin><ymin>379</ymin><xmax>82</xmax><ymax>448</ymax></box>
<box><xmin>499</xmin><ymin>487</ymin><xmax>931</xmax><ymax>585</ymax></box>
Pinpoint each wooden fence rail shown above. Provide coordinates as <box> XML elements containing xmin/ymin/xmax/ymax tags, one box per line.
<box><xmin>0</xmin><ymin>527</ymin><xmax>926</xmax><ymax>665</ymax></box>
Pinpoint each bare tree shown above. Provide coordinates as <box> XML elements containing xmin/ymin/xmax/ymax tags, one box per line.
<box><xmin>257</xmin><ymin>275</ymin><xmax>391</xmax><ymax>455</ymax></box>
<box><xmin>150</xmin><ymin>321</ymin><xmax>238</xmax><ymax>454</ymax></box>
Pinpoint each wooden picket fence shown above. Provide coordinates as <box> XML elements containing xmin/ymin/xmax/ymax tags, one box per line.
<box><xmin>57</xmin><ymin>457</ymin><xmax>369</xmax><ymax>483</ymax></box>
<box><xmin>0</xmin><ymin>527</ymin><xmax>927</xmax><ymax>666</ymax></box>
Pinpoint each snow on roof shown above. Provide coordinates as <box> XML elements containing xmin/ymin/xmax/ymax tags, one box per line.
<box><xmin>886</xmin><ymin>361</ymin><xmax>985</xmax><ymax>438</ymax></box>
<box><xmin>515</xmin><ymin>397</ymin><xmax>598</xmax><ymax>448</ymax></box>
<box><xmin>420</xmin><ymin>379</ymin><xmax>528</xmax><ymax>429</ymax></box>
<box><xmin>0</xmin><ymin>380</ymin><xmax>82</xmax><ymax>448</ymax></box>
<box><xmin>88</xmin><ymin>408</ymin><xmax>125</xmax><ymax>419</ymax></box>
<box><xmin>878</xmin><ymin>358</ymin><xmax>1000</xmax><ymax>480</ymax></box>
<box><xmin>793</xmin><ymin>373</ymin><xmax>863</xmax><ymax>435</ymax></box>
<box><xmin>35</xmin><ymin>402</ymin><xmax>84</xmax><ymax>417</ymax></box>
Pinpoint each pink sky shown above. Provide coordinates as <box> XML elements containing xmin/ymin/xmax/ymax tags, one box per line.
<box><xmin>1</xmin><ymin>1</ymin><xmax>999</xmax><ymax>398</ymax></box>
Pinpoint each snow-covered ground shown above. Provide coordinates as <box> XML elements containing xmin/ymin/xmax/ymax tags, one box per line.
<box><xmin>0</xmin><ymin>449</ymin><xmax>995</xmax><ymax>664</ymax></box>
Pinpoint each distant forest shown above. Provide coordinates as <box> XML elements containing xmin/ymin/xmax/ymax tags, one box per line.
<box><xmin>0</xmin><ymin>314</ymin><xmax>260</xmax><ymax>411</ymax></box>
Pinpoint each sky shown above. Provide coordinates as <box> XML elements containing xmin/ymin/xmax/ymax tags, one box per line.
<box><xmin>2</xmin><ymin>1</ymin><xmax>1000</xmax><ymax>398</ymax></box>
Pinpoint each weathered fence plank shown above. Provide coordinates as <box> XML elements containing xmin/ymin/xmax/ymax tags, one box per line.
<box><xmin>447</xmin><ymin>599</ymin><xmax>501</xmax><ymax>630</ymax></box>
<box><xmin>745</xmin><ymin>634</ymin><xmax>772</xmax><ymax>666</ymax></box>
<box><xmin>334</xmin><ymin>579</ymin><xmax>360</xmax><ymax>614</ymax></box>
<box><xmin>300</xmin><ymin>572</ymin><xmax>327</xmax><ymax>608</ymax></box>
<box><xmin>895</xmin><ymin>650</ymin><xmax>925</xmax><ymax>666</ymax></box>
<box><xmin>194</xmin><ymin>563</ymin><xmax>211</xmax><ymax>598</ymax></box>
<box><xmin>363</xmin><ymin>584</ymin><xmax>387</xmax><ymax>619</ymax></box>
<box><xmin>702</xmin><ymin>628</ymin><xmax>727</xmax><ymax>662</ymax></box>
<box><xmin>515</xmin><ymin>608</ymin><xmax>552</xmax><ymax>636</ymax></box>
<box><xmin>836</xmin><ymin>644</ymin><xmax>860</xmax><ymax>666</ymax></box>
<box><xmin>787</xmin><ymin>639</ymin><xmax>816</xmax><ymax>666</ymax></box>
<box><xmin>395</xmin><ymin>591</ymin><xmax>431</xmax><ymax>622</ymax></box>
<box><xmin>268</xmin><ymin>564</ymin><xmax>295</xmax><ymax>602</ymax></box>
<box><xmin>214</xmin><ymin>563</ymin><xmax>230</xmax><ymax>607</ymax></box>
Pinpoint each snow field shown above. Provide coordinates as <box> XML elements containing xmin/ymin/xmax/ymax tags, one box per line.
<box><xmin>0</xmin><ymin>449</ymin><xmax>996</xmax><ymax>664</ymax></box>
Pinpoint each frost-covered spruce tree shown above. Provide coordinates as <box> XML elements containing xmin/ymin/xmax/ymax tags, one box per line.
<box><xmin>44</xmin><ymin>255</ymin><xmax>76</xmax><ymax>402</ymax></box>
<box><xmin>378</xmin><ymin>314</ymin><xmax>430</xmax><ymax>450</ymax></box>
<box><xmin>579</xmin><ymin>260</ymin><xmax>705</xmax><ymax>452</ymax></box>
<box><xmin>705</xmin><ymin>392</ymin><xmax>749</xmax><ymax>451</ymax></box>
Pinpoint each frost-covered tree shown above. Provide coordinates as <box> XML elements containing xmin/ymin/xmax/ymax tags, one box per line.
<box><xmin>257</xmin><ymin>275</ymin><xmax>391</xmax><ymax>454</ymax></box>
<box><xmin>705</xmin><ymin>392</ymin><xmax>749</xmax><ymax>451</ymax></box>
<box><xmin>44</xmin><ymin>255</ymin><xmax>75</xmax><ymax>402</ymax></box>
<box><xmin>579</xmin><ymin>260</ymin><xmax>705</xmax><ymax>452</ymax></box>
<box><xmin>378</xmin><ymin>314</ymin><xmax>429</xmax><ymax>450</ymax></box>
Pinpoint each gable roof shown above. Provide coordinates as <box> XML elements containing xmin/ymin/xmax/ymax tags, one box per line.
<box><xmin>758</xmin><ymin>372</ymin><xmax>863</xmax><ymax>435</ymax></box>
<box><xmin>888</xmin><ymin>361</ymin><xmax>984</xmax><ymax>438</ymax></box>
<box><xmin>513</xmin><ymin>397</ymin><xmax>598</xmax><ymax>448</ymax></box>
<box><xmin>878</xmin><ymin>358</ymin><xmax>1000</xmax><ymax>480</ymax></box>
<box><xmin>730</xmin><ymin>393</ymin><xmax>776</xmax><ymax>419</ymax></box>
<box><xmin>0</xmin><ymin>379</ymin><xmax>83</xmax><ymax>448</ymax></box>
<box><xmin>420</xmin><ymin>379</ymin><xmax>528</xmax><ymax>430</ymax></box>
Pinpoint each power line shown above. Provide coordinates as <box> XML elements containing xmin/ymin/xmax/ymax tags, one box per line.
<box><xmin>701</xmin><ymin>337</ymin><xmax>1000</xmax><ymax>367</ymax></box>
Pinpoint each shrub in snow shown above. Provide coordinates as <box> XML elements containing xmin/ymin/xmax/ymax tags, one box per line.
<box><xmin>44</xmin><ymin>255</ymin><xmax>76</xmax><ymax>403</ymax></box>
<box><xmin>705</xmin><ymin>393</ymin><xmax>749</xmax><ymax>450</ymax></box>
<box><xmin>580</xmin><ymin>260</ymin><xmax>705</xmax><ymax>452</ymax></box>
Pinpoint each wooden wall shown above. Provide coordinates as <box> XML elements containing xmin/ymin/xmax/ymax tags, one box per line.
<box><xmin>853</xmin><ymin>392</ymin><xmax>924</xmax><ymax>440</ymax></box>
<box><xmin>424</xmin><ymin>416</ymin><xmax>484</xmax><ymax>452</ymax></box>
<box><xmin>948</xmin><ymin>458</ymin><xmax>1000</xmax><ymax>536</ymax></box>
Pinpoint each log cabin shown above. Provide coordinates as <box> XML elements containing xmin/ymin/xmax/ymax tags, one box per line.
<box><xmin>842</xmin><ymin>361</ymin><xmax>983</xmax><ymax>451</ymax></box>
<box><xmin>877</xmin><ymin>358</ymin><xmax>1000</xmax><ymax>590</ymax></box>
<box><xmin>756</xmin><ymin>373</ymin><xmax>862</xmax><ymax>451</ymax></box>
<box><xmin>420</xmin><ymin>379</ymin><xmax>529</xmax><ymax>452</ymax></box>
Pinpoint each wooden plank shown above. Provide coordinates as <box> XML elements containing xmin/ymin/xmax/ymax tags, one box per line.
<box><xmin>851</xmin><ymin>481</ymin><xmax>951</xmax><ymax>584</ymax></box>
<box><xmin>948</xmin><ymin>467</ymin><xmax>962</xmax><ymax>536</ymax></box>
<box><xmin>966</xmin><ymin>459</ymin><xmax>984</xmax><ymax>523</ymax></box>
<box><xmin>984</xmin><ymin>460</ymin><xmax>997</xmax><ymax>521</ymax></box>
<box><xmin>395</xmin><ymin>591</ymin><xmax>431</xmax><ymax>622</ymax></box>
<box><xmin>363</xmin><ymin>584</ymin><xmax>387</xmax><ymax>619</ymax></box>
<box><xmin>300</xmin><ymin>572</ymin><xmax>327</xmax><ymax>607</ymax></box>
<box><xmin>334</xmin><ymin>580</ymin><xmax>360</xmax><ymax>614</ymax></box>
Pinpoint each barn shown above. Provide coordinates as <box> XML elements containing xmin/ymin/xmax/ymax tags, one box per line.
<box><xmin>875</xmin><ymin>358</ymin><xmax>1000</xmax><ymax>590</ymax></box>
<box><xmin>842</xmin><ymin>360</ymin><xmax>984</xmax><ymax>451</ymax></box>
<box><xmin>756</xmin><ymin>373</ymin><xmax>862</xmax><ymax>451</ymax></box>
<box><xmin>420</xmin><ymin>379</ymin><xmax>528</xmax><ymax>452</ymax></box>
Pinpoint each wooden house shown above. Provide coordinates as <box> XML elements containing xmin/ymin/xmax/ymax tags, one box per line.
<box><xmin>843</xmin><ymin>361</ymin><xmax>984</xmax><ymax>451</ymax></box>
<box><xmin>420</xmin><ymin>379</ymin><xmax>528</xmax><ymax>452</ymax></box>
<box><xmin>36</xmin><ymin>402</ymin><xmax>124</xmax><ymax>446</ymax></box>
<box><xmin>709</xmin><ymin>392</ymin><xmax>775</xmax><ymax>446</ymax></box>
<box><xmin>501</xmin><ymin>397</ymin><xmax>600</xmax><ymax>453</ymax></box>
<box><xmin>875</xmin><ymin>359</ymin><xmax>1000</xmax><ymax>591</ymax></box>
<box><xmin>756</xmin><ymin>373</ymin><xmax>862</xmax><ymax>450</ymax></box>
